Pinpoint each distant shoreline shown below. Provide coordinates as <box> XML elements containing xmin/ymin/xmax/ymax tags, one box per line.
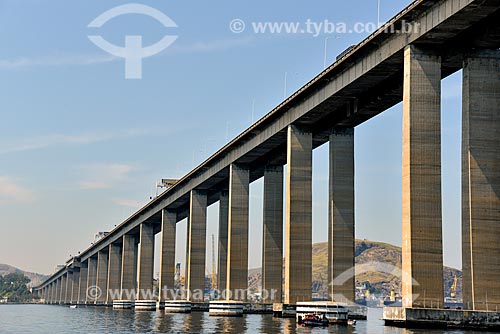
<box><xmin>0</xmin><ymin>302</ymin><xmax>41</xmax><ymax>305</ymax></box>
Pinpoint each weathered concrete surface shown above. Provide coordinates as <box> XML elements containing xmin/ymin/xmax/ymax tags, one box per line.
<box><xmin>87</xmin><ymin>257</ymin><xmax>97</xmax><ymax>303</ymax></box>
<box><xmin>262</xmin><ymin>165</ymin><xmax>283</xmax><ymax>304</ymax></box>
<box><xmin>328</xmin><ymin>128</ymin><xmax>355</xmax><ymax>303</ymax></box>
<box><xmin>107</xmin><ymin>243</ymin><xmax>122</xmax><ymax>304</ymax></box>
<box><xmin>159</xmin><ymin>209</ymin><xmax>177</xmax><ymax>302</ymax></box>
<box><xmin>462</xmin><ymin>49</ymin><xmax>500</xmax><ymax>311</ymax></box>
<box><xmin>71</xmin><ymin>269</ymin><xmax>80</xmax><ymax>303</ymax></box>
<box><xmin>60</xmin><ymin>274</ymin><xmax>67</xmax><ymax>304</ymax></box>
<box><xmin>401</xmin><ymin>45</ymin><xmax>444</xmax><ymax>309</ymax></box>
<box><xmin>96</xmin><ymin>251</ymin><xmax>109</xmax><ymax>304</ymax></box>
<box><xmin>218</xmin><ymin>190</ymin><xmax>229</xmax><ymax>293</ymax></box>
<box><xmin>48</xmin><ymin>284</ymin><xmax>53</xmax><ymax>303</ymax></box>
<box><xmin>121</xmin><ymin>235</ymin><xmax>137</xmax><ymax>300</ymax></box>
<box><xmin>226</xmin><ymin>164</ymin><xmax>250</xmax><ymax>301</ymax></box>
<box><xmin>55</xmin><ymin>278</ymin><xmax>60</xmax><ymax>303</ymax></box>
<box><xmin>284</xmin><ymin>125</ymin><xmax>312</xmax><ymax>304</ymax></box>
<box><xmin>137</xmin><ymin>223</ymin><xmax>154</xmax><ymax>301</ymax></box>
<box><xmin>187</xmin><ymin>190</ymin><xmax>207</xmax><ymax>302</ymax></box>
<box><xmin>78</xmin><ymin>262</ymin><xmax>88</xmax><ymax>304</ymax></box>
<box><xmin>66</xmin><ymin>272</ymin><xmax>73</xmax><ymax>304</ymax></box>
<box><xmin>384</xmin><ymin>307</ymin><xmax>500</xmax><ymax>330</ymax></box>
<box><xmin>51</xmin><ymin>283</ymin><xmax>56</xmax><ymax>303</ymax></box>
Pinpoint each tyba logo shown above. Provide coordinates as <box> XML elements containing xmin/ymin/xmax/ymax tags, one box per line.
<box><xmin>88</xmin><ymin>3</ymin><xmax>178</xmax><ymax>79</ymax></box>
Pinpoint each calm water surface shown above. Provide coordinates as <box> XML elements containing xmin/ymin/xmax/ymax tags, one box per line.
<box><xmin>0</xmin><ymin>305</ymin><xmax>496</xmax><ymax>334</ymax></box>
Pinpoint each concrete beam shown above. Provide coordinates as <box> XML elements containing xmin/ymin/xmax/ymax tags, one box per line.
<box><xmin>218</xmin><ymin>190</ymin><xmax>229</xmax><ymax>293</ymax></box>
<box><xmin>159</xmin><ymin>209</ymin><xmax>176</xmax><ymax>302</ymax></box>
<box><xmin>107</xmin><ymin>243</ymin><xmax>122</xmax><ymax>304</ymax></box>
<box><xmin>226</xmin><ymin>164</ymin><xmax>250</xmax><ymax>301</ymax></box>
<box><xmin>462</xmin><ymin>49</ymin><xmax>500</xmax><ymax>311</ymax></box>
<box><xmin>96</xmin><ymin>251</ymin><xmax>109</xmax><ymax>304</ymax></box>
<box><xmin>328</xmin><ymin>128</ymin><xmax>355</xmax><ymax>304</ymax></box>
<box><xmin>402</xmin><ymin>45</ymin><xmax>444</xmax><ymax>308</ymax></box>
<box><xmin>262</xmin><ymin>165</ymin><xmax>284</xmax><ymax>304</ymax></box>
<box><xmin>121</xmin><ymin>234</ymin><xmax>137</xmax><ymax>300</ymax></box>
<box><xmin>284</xmin><ymin>125</ymin><xmax>313</xmax><ymax>304</ymax></box>
<box><xmin>186</xmin><ymin>190</ymin><xmax>207</xmax><ymax>302</ymax></box>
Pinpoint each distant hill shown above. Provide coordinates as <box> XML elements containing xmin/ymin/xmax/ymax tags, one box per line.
<box><xmin>248</xmin><ymin>239</ymin><xmax>462</xmax><ymax>300</ymax></box>
<box><xmin>0</xmin><ymin>264</ymin><xmax>49</xmax><ymax>288</ymax></box>
<box><xmin>312</xmin><ymin>240</ymin><xmax>462</xmax><ymax>299</ymax></box>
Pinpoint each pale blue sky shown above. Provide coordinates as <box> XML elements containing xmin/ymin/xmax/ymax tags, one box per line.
<box><xmin>0</xmin><ymin>0</ymin><xmax>463</xmax><ymax>275</ymax></box>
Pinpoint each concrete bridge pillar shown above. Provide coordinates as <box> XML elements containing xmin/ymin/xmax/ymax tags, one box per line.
<box><xmin>328</xmin><ymin>127</ymin><xmax>355</xmax><ymax>304</ymax></box>
<box><xmin>284</xmin><ymin>124</ymin><xmax>313</xmax><ymax>304</ymax></box>
<box><xmin>55</xmin><ymin>278</ymin><xmax>61</xmax><ymax>304</ymax></box>
<box><xmin>159</xmin><ymin>209</ymin><xmax>177</xmax><ymax>303</ymax></box>
<box><xmin>96</xmin><ymin>251</ymin><xmax>109</xmax><ymax>305</ymax></box>
<box><xmin>52</xmin><ymin>282</ymin><xmax>57</xmax><ymax>304</ymax></box>
<box><xmin>137</xmin><ymin>223</ymin><xmax>155</xmax><ymax>301</ymax></box>
<box><xmin>60</xmin><ymin>273</ymin><xmax>67</xmax><ymax>304</ymax></box>
<box><xmin>462</xmin><ymin>49</ymin><xmax>500</xmax><ymax>311</ymax></box>
<box><xmin>86</xmin><ymin>256</ymin><xmax>97</xmax><ymax>303</ymax></box>
<box><xmin>401</xmin><ymin>45</ymin><xmax>444</xmax><ymax>309</ymax></box>
<box><xmin>262</xmin><ymin>165</ymin><xmax>284</xmax><ymax>304</ymax></box>
<box><xmin>121</xmin><ymin>234</ymin><xmax>137</xmax><ymax>301</ymax></box>
<box><xmin>187</xmin><ymin>190</ymin><xmax>207</xmax><ymax>302</ymax></box>
<box><xmin>107</xmin><ymin>243</ymin><xmax>122</xmax><ymax>304</ymax></box>
<box><xmin>218</xmin><ymin>190</ymin><xmax>229</xmax><ymax>294</ymax></box>
<box><xmin>50</xmin><ymin>285</ymin><xmax>54</xmax><ymax>303</ymax></box>
<box><xmin>46</xmin><ymin>285</ymin><xmax>51</xmax><ymax>303</ymax></box>
<box><xmin>70</xmin><ymin>269</ymin><xmax>80</xmax><ymax>304</ymax></box>
<box><xmin>78</xmin><ymin>261</ymin><xmax>88</xmax><ymax>304</ymax></box>
<box><xmin>226</xmin><ymin>164</ymin><xmax>250</xmax><ymax>301</ymax></box>
<box><xmin>65</xmin><ymin>272</ymin><xmax>72</xmax><ymax>304</ymax></box>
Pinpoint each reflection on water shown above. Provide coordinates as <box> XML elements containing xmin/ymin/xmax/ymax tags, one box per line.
<box><xmin>0</xmin><ymin>305</ymin><xmax>497</xmax><ymax>334</ymax></box>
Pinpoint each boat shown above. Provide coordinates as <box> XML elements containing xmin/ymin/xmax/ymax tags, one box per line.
<box><xmin>296</xmin><ymin>301</ymin><xmax>349</xmax><ymax>325</ymax></box>
<box><xmin>69</xmin><ymin>305</ymin><xmax>77</xmax><ymax>309</ymax></box>
<box><xmin>298</xmin><ymin>313</ymin><xmax>329</xmax><ymax>327</ymax></box>
<box><xmin>348</xmin><ymin>319</ymin><xmax>356</xmax><ymax>326</ymax></box>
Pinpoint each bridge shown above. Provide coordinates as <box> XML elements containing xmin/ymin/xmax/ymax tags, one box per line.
<box><xmin>33</xmin><ymin>0</ymin><xmax>500</xmax><ymax>326</ymax></box>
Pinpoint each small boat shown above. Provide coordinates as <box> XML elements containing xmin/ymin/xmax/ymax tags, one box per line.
<box><xmin>69</xmin><ymin>305</ymin><xmax>78</xmax><ymax>309</ymax></box>
<box><xmin>296</xmin><ymin>301</ymin><xmax>349</xmax><ymax>325</ymax></box>
<box><xmin>348</xmin><ymin>319</ymin><xmax>356</xmax><ymax>326</ymax></box>
<box><xmin>298</xmin><ymin>313</ymin><xmax>329</xmax><ymax>327</ymax></box>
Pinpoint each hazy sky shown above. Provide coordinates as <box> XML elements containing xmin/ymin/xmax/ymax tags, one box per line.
<box><xmin>0</xmin><ymin>0</ymin><xmax>463</xmax><ymax>275</ymax></box>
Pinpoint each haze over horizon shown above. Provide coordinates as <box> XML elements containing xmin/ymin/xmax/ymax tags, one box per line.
<box><xmin>0</xmin><ymin>0</ymin><xmax>463</xmax><ymax>275</ymax></box>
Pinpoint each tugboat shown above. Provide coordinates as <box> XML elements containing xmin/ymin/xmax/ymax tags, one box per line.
<box><xmin>298</xmin><ymin>313</ymin><xmax>329</xmax><ymax>327</ymax></box>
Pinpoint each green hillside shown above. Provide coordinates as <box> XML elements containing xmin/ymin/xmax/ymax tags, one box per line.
<box><xmin>0</xmin><ymin>264</ymin><xmax>49</xmax><ymax>288</ymax></box>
